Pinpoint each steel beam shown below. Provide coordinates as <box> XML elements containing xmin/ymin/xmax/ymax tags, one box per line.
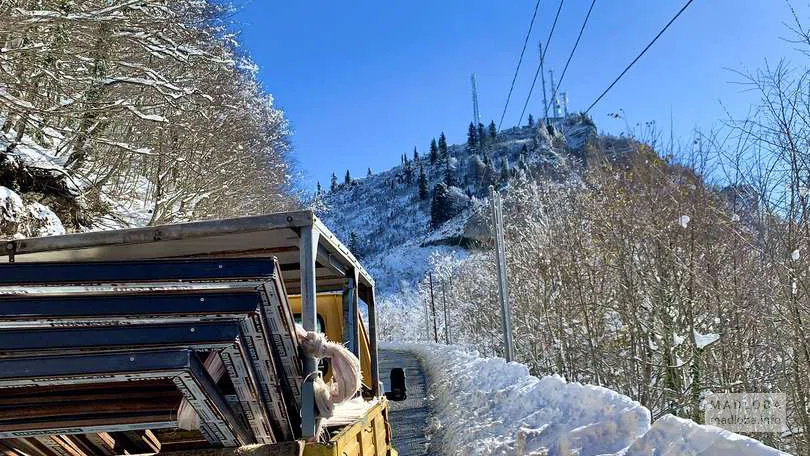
<box><xmin>0</xmin><ymin>258</ymin><xmax>276</xmax><ymax>285</ymax></box>
<box><xmin>298</xmin><ymin>227</ymin><xmax>319</xmax><ymax>439</ymax></box>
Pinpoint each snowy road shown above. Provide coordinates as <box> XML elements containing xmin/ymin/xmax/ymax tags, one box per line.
<box><xmin>379</xmin><ymin>349</ymin><xmax>435</xmax><ymax>456</ymax></box>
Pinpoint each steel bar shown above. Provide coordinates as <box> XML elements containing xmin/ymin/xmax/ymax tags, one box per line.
<box><xmin>0</xmin><ymin>258</ymin><xmax>276</xmax><ymax>285</ymax></box>
<box><xmin>298</xmin><ymin>226</ymin><xmax>319</xmax><ymax>439</ymax></box>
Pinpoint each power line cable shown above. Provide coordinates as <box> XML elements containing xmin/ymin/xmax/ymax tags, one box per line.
<box><xmin>545</xmin><ymin>0</ymin><xmax>598</xmax><ymax>118</ymax></box>
<box><xmin>517</xmin><ymin>0</ymin><xmax>565</xmax><ymax>127</ymax></box>
<box><xmin>585</xmin><ymin>0</ymin><xmax>696</xmax><ymax>114</ymax></box>
<box><xmin>497</xmin><ymin>0</ymin><xmax>543</xmax><ymax>131</ymax></box>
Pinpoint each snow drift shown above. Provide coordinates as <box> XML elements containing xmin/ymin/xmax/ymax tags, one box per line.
<box><xmin>386</xmin><ymin>344</ymin><xmax>788</xmax><ymax>456</ymax></box>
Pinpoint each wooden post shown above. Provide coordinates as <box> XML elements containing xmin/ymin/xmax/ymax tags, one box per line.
<box><xmin>298</xmin><ymin>227</ymin><xmax>319</xmax><ymax>439</ymax></box>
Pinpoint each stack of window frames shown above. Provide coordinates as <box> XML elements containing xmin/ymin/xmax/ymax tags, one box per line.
<box><xmin>0</xmin><ymin>258</ymin><xmax>304</xmax><ymax>456</ymax></box>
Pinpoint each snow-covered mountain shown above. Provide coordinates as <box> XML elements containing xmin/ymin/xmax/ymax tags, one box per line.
<box><xmin>318</xmin><ymin>115</ymin><xmax>601</xmax><ymax>296</ymax></box>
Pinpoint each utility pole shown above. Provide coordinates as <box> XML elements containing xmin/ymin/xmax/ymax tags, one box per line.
<box><xmin>428</xmin><ymin>272</ymin><xmax>439</xmax><ymax>343</ymax></box>
<box><xmin>471</xmin><ymin>73</ymin><xmax>481</xmax><ymax>126</ymax></box>
<box><xmin>539</xmin><ymin>42</ymin><xmax>549</xmax><ymax>124</ymax></box>
<box><xmin>423</xmin><ymin>290</ymin><xmax>432</xmax><ymax>341</ymax></box>
<box><xmin>441</xmin><ymin>281</ymin><xmax>450</xmax><ymax>344</ymax></box>
<box><xmin>489</xmin><ymin>186</ymin><xmax>514</xmax><ymax>362</ymax></box>
<box><xmin>447</xmin><ymin>276</ymin><xmax>454</xmax><ymax>344</ymax></box>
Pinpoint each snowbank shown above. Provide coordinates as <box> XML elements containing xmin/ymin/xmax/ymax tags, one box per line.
<box><xmin>385</xmin><ymin>344</ymin><xmax>788</xmax><ymax>456</ymax></box>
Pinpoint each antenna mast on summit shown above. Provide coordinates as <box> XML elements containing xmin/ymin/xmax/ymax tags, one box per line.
<box><xmin>471</xmin><ymin>73</ymin><xmax>481</xmax><ymax>126</ymax></box>
<box><xmin>539</xmin><ymin>42</ymin><xmax>548</xmax><ymax>124</ymax></box>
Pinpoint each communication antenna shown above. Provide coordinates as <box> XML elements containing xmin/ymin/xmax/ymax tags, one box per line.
<box><xmin>539</xmin><ymin>42</ymin><xmax>548</xmax><ymax>125</ymax></box>
<box><xmin>471</xmin><ymin>73</ymin><xmax>481</xmax><ymax>125</ymax></box>
<box><xmin>561</xmin><ymin>91</ymin><xmax>569</xmax><ymax>117</ymax></box>
<box><xmin>549</xmin><ymin>69</ymin><xmax>563</xmax><ymax>118</ymax></box>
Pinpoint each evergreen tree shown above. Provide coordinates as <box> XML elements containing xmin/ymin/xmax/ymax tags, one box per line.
<box><xmin>467</xmin><ymin>123</ymin><xmax>478</xmax><ymax>151</ymax></box>
<box><xmin>430</xmin><ymin>138</ymin><xmax>439</xmax><ymax>164</ymax></box>
<box><xmin>528</xmin><ymin>114</ymin><xmax>534</xmax><ymax>128</ymax></box>
<box><xmin>477</xmin><ymin>123</ymin><xmax>486</xmax><ymax>147</ymax></box>
<box><xmin>500</xmin><ymin>158</ymin><xmax>509</xmax><ymax>183</ymax></box>
<box><xmin>330</xmin><ymin>173</ymin><xmax>338</xmax><ymax>192</ymax></box>
<box><xmin>367</xmin><ymin>167</ymin><xmax>372</xmax><ymax>178</ymax></box>
<box><xmin>488</xmin><ymin>121</ymin><xmax>497</xmax><ymax>141</ymax></box>
<box><xmin>444</xmin><ymin>155</ymin><xmax>457</xmax><ymax>187</ymax></box>
<box><xmin>316</xmin><ymin>181</ymin><xmax>322</xmax><ymax>195</ymax></box>
<box><xmin>344</xmin><ymin>169</ymin><xmax>351</xmax><ymax>186</ymax></box>
<box><xmin>418</xmin><ymin>165</ymin><xmax>429</xmax><ymax>200</ymax></box>
<box><xmin>413</xmin><ymin>146</ymin><xmax>419</xmax><ymax>162</ymax></box>
<box><xmin>404</xmin><ymin>161</ymin><xmax>414</xmax><ymax>184</ymax></box>
<box><xmin>438</xmin><ymin>132</ymin><xmax>448</xmax><ymax>158</ymax></box>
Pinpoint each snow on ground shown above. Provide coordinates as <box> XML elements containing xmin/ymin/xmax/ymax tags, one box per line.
<box><xmin>384</xmin><ymin>343</ymin><xmax>788</xmax><ymax>456</ymax></box>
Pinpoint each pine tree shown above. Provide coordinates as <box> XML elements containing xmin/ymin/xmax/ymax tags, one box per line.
<box><xmin>438</xmin><ymin>132</ymin><xmax>448</xmax><ymax>158</ymax></box>
<box><xmin>349</xmin><ymin>231</ymin><xmax>359</xmax><ymax>255</ymax></box>
<box><xmin>367</xmin><ymin>167</ymin><xmax>372</xmax><ymax>178</ymax></box>
<box><xmin>477</xmin><ymin>123</ymin><xmax>486</xmax><ymax>147</ymax></box>
<box><xmin>418</xmin><ymin>165</ymin><xmax>429</xmax><ymax>200</ymax></box>
<box><xmin>430</xmin><ymin>138</ymin><xmax>439</xmax><ymax>164</ymax></box>
<box><xmin>330</xmin><ymin>173</ymin><xmax>338</xmax><ymax>192</ymax></box>
<box><xmin>500</xmin><ymin>158</ymin><xmax>509</xmax><ymax>183</ymax></box>
<box><xmin>444</xmin><ymin>155</ymin><xmax>457</xmax><ymax>187</ymax></box>
<box><xmin>413</xmin><ymin>146</ymin><xmax>419</xmax><ymax>162</ymax></box>
<box><xmin>344</xmin><ymin>169</ymin><xmax>351</xmax><ymax>186</ymax></box>
<box><xmin>528</xmin><ymin>114</ymin><xmax>534</xmax><ymax>128</ymax></box>
<box><xmin>467</xmin><ymin>123</ymin><xmax>478</xmax><ymax>151</ymax></box>
<box><xmin>316</xmin><ymin>181</ymin><xmax>322</xmax><ymax>195</ymax></box>
<box><xmin>404</xmin><ymin>161</ymin><xmax>414</xmax><ymax>184</ymax></box>
<box><xmin>488</xmin><ymin>121</ymin><xmax>497</xmax><ymax>141</ymax></box>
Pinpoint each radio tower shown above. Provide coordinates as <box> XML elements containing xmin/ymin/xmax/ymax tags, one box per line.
<box><xmin>471</xmin><ymin>73</ymin><xmax>481</xmax><ymax>126</ymax></box>
<box><xmin>549</xmin><ymin>69</ymin><xmax>561</xmax><ymax>119</ymax></box>
<box><xmin>539</xmin><ymin>42</ymin><xmax>548</xmax><ymax>124</ymax></box>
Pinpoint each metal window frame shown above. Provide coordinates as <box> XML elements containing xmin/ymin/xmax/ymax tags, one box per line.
<box><xmin>0</xmin><ymin>288</ymin><xmax>297</xmax><ymax>442</ymax></box>
<box><xmin>0</xmin><ymin>322</ymin><xmax>275</xmax><ymax>444</ymax></box>
<box><xmin>0</xmin><ymin>350</ymin><xmax>251</xmax><ymax>446</ymax></box>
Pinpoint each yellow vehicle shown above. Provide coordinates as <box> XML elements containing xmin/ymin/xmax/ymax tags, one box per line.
<box><xmin>0</xmin><ymin>210</ymin><xmax>405</xmax><ymax>456</ymax></box>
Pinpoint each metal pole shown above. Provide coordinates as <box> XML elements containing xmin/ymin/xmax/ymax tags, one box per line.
<box><xmin>549</xmin><ymin>69</ymin><xmax>557</xmax><ymax>120</ymax></box>
<box><xmin>489</xmin><ymin>186</ymin><xmax>515</xmax><ymax>362</ymax></box>
<box><xmin>365</xmin><ymin>285</ymin><xmax>381</xmax><ymax>397</ymax></box>
<box><xmin>442</xmin><ymin>281</ymin><xmax>450</xmax><ymax>344</ymax></box>
<box><xmin>423</xmin><ymin>293</ymin><xmax>432</xmax><ymax>341</ymax></box>
<box><xmin>298</xmin><ymin>227</ymin><xmax>319</xmax><ymax>438</ymax></box>
<box><xmin>447</xmin><ymin>275</ymin><xmax>453</xmax><ymax>344</ymax></box>
<box><xmin>428</xmin><ymin>272</ymin><xmax>439</xmax><ymax>343</ymax></box>
<box><xmin>539</xmin><ymin>41</ymin><xmax>549</xmax><ymax>124</ymax></box>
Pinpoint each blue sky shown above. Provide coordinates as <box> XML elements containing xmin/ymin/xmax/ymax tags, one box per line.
<box><xmin>232</xmin><ymin>1</ymin><xmax>801</xmax><ymax>188</ymax></box>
